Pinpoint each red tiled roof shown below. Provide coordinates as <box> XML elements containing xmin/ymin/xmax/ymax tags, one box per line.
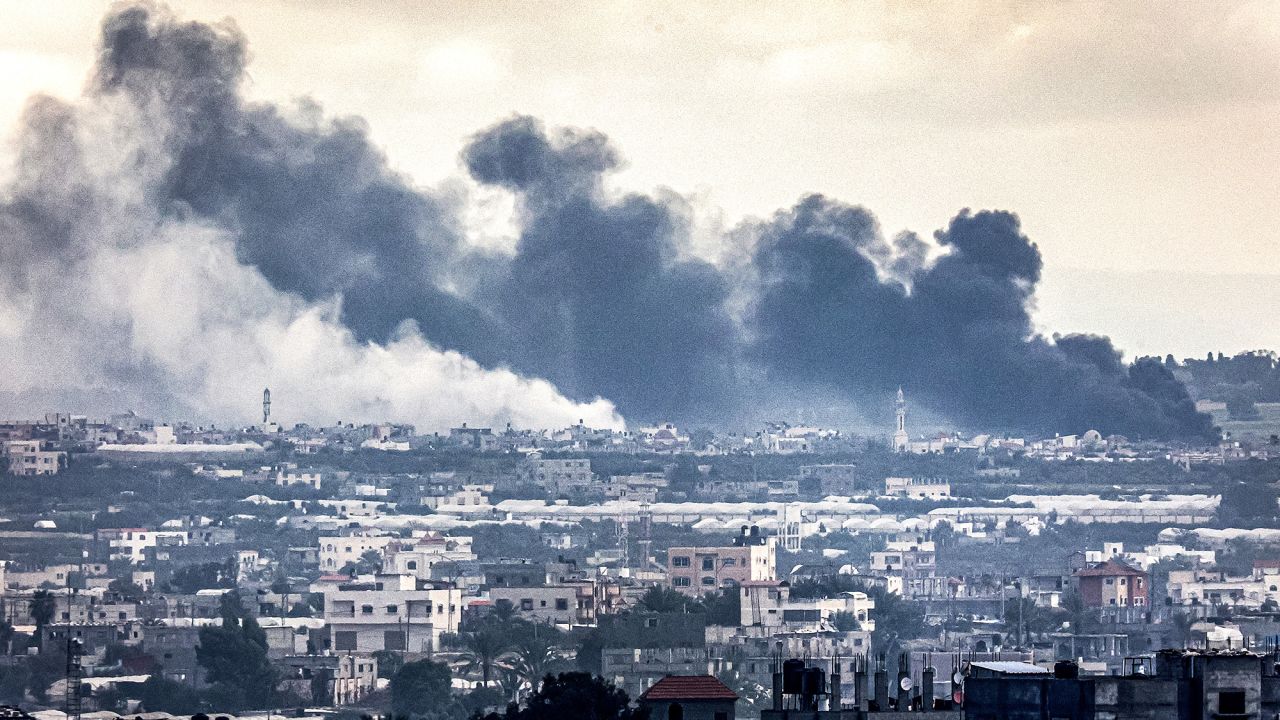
<box><xmin>639</xmin><ymin>675</ymin><xmax>738</xmax><ymax>702</ymax></box>
<box><xmin>1074</xmin><ymin>558</ymin><xmax>1144</xmax><ymax>577</ymax></box>
<box><xmin>1255</xmin><ymin>560</ymin><xmax>1280</xmax><ymax>569</ymax></box>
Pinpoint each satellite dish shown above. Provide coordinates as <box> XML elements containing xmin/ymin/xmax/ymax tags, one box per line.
<box><xmin>899</xmin><ymin>676</ymin><xmax>914</xmax><ymax>691</ymax></box>
<box><xmin>952</xmin><ymin>671</ymin><xmax>964</xmax><ymax>685</ymax></box>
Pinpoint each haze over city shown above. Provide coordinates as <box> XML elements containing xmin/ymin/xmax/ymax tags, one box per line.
<box><xmin>1</xmin><ymin>4</ymin><xmax>1279</xmax><ymax>720</ymax></box>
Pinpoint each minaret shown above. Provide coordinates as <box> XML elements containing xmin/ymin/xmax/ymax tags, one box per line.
<box><xmin>262</xmin><ymin>387</ymin><xmax>272</xmax><ymax>426</ymax></box>
<box><xmin>893</xmin><ymin>387</ymin><xmax>909</xmax><ymax>452</ymax></box>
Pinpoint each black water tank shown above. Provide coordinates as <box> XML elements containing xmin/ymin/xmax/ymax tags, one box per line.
<box><xmin>802</xmin><ymin>667</ymin><xmax>826</xmax><ymax>696</ymax></box>
<box><xmin>1054</xmin><ymin>660</ymin><xmax>1079</xmax><ymax>679</ymax></box>
<box><xmin>783</xmin><ymin>659</ymin><xmax>806</xmax><ymax>693</ymax></box>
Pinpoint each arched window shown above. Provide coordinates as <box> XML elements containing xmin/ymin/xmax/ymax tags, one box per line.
<box><xmin>667</xmin><ymin>703</ymin><xmax>683</xmax><ymax>720</ymax></box>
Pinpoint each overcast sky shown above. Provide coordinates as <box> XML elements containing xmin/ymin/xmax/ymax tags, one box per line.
<box><xmin>3</xmin><ymin>0</ymin><xmax>1277</xmax><ymax>359</ymax></box>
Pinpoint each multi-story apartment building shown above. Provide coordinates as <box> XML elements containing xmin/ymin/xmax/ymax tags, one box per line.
<box><xmin>869</xmin><ymin>535</ymin><xmax>937</xmax><ymax>579</ymax></box>
<box><xmin>515</xmin><ymin>454</ymin><xmax>595</xmax><ymax>497</ymax></box>
<box><xmin>323</xmin><ymin>574</ymin><xmax>461</xmax><ymax>653</ymax></box>
<box><xmin>279</xmin><ymin>654</ymin><xmax>378</xmax><ymax>705</ymax></box>
<box><xmin>4</xmin><ymin>439</ymin><xmax>67</xmax><ymax>475</ymax></box>
<box><xmin>100</xmin><ymin>528</ymin><xmax>190</xmax><ymax>564</ymax></box>
<box><xmin>739</xmin><ymin>580</ymin><xmax>875</xmax><ymax>631</ymax></box>
<box><xmin>319</xmin><ymin>534</ymin><xmax>395</xmax><ymax>572</ymax></box>
<box><xmin>667</xmin><ymin>526</ymin><xmax>777</xmax><ymax>596</ymax></box>
<box><xmin>1075</xmin><ymin>558</ymin><xmax>1149</xmax><ymax>608</ymax></box>
<box><xmin>383</xmin><ymin>534</ymin><xmax>476</xmax><ymax>578</ymax></box>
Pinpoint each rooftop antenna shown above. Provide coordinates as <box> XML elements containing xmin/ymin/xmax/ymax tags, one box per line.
<box><xmin>262</xmin><ymin>387</ymin><xmax>272</xmax><ymax>426</ymax></box>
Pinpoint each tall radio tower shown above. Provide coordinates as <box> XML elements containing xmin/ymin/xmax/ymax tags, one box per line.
<box><xmin>262</xmin><ymin>387</ymin><xmax>272</xmax><ymax>425</ymax></box>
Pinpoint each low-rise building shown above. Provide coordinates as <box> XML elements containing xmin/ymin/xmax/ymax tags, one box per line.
<box><xmin>279</xmin><ymin>654</ymin><xmax>378</xmax><ymax>705</ymax></box>
<box><xmin>739</xmin><ymin>581</ymin><xmax>875</xmax><ymax>631</ymax></box>
<box><xmin>884</xmin><ymin>476</ymin><xmax>951</xmax><ymax>500</ymax></box>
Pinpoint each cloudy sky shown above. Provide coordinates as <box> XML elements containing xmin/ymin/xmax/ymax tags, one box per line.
<box><xmin>3</xmin><ymin>0</ymin><xmax>1278</xmax><ymax>359</ymax></box>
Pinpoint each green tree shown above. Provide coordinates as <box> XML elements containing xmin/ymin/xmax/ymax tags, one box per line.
<box><xmin>389</xmin><ymin>659</ymin><xmax>453</xmax><ymax>718</ymax></box>
<box><xmin>475</xmin><ymin>672</ymin><xmax>646</xmax><ymax>720</ymax></box>
<box><xmin>108</xmin><ymin>578</ymin><xmax>146</xmax><ymax>602</ymax></box>
<box><xmin>702</xmin><ymin>589</ymin><xmax>740</xmax><ymax>626</ymax></box>
<box><xmin>637</xmin><ymin>586</ymin><xmax>698</xmax><ymax>614</ymax></box>
<box><xmin>29</xmin><ymin>589</ymin><xmax>56</xmax><ymax>630</ymax></box>
<box><xmin>341</xmin><ymin>549</ymin><xmax>384</xmax><ymax>576</ymax></box>
<box><xmin>168</xmin><ymin>560</ymin><xmax>236</xmax><ymax>593</ymax></box>
<box><xmin>507</xmin><ymin>623</ymin><xmax>564</xmax><ymax>696</ymax></box>
<box><xmin>865</xmin><ymin>585</ymin><xmax>928</xmax><ymax>652</ymax></box>
<box><xmin>138</xmin><ymin>674</ymin><xmax>202</xmax><ymax>714</ymax></box>
<box><xmin>373</xmin><ymin>649</ymin><xmax>405</xmax><ymax>679</ymax></box>
<box><xmin>196</xmin><ymin>592</ymin><xmax>277</xmax><ymax>710</ymax></box>
<box><xmin>455</xmin><ymin>623</ymin><xmax>512</xmax><ymax>687</ymax></box>
<box><xmin>94</xmin><ymin>685</ymin><xmax>128</xmax><ymax>713</ymax></box>
<box><xmin>1060</xmin><ymin>591</ymin><xmax>1098</xmax><ymax>635</ymax></box>
<box><xmin>1003</xmin><ymin>596</ymin><xmax>1055</xmax><ymax>646</ymax></box>
<box><xmin>832</xmin><ymin>610</ymin><xmax>860</xmax><ymax>632</ymax></box>
<box><xmin>0</xmin><ymin>621</ymin><xmax>15</xmax><ymax>655</ymax></box>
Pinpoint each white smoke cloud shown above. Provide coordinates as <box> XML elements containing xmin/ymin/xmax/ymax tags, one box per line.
<box><xmin>0</xmin><ymin>90</ymin><xmax>623</xmax><ymax>432</ymax></box>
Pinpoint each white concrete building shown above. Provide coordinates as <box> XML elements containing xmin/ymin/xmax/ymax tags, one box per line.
<box><xmin>884</xmin><ymin>477</ymin><xmax>951</xmax><ymax>500</ymax></box>
<box><xmin>739</xmin><ymin>580</ymin><xmax>875</xmax><ymax>631</ymax></box>
<box><xmin>324</xmin><ymin>574</ymin><xmax>462</xmax><ymax>653</ymax></box>
<box><xmin>319</xmin><ymin>535</ymin><xmax>394</xmax><ymax>572</ymax></box>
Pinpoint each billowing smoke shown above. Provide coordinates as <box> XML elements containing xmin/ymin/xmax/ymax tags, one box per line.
<box><xmin>0</xmin><ymin>3</ymin><xmax>1217</xmax><ymax>441</ymax></box>
<box><xmin>463</xmin><ymin>117</ymin><xmax>739</xmax><ymax>422</ymax></box>
<box><xmin>0</xmin><ymin>4</ymin><xmax>621</xmax><ymax>431</ymax></box>
<box><xmin>747</xmin><ymin>197</ymin><xmax>1214</xmax><ymax>440</ymax></box>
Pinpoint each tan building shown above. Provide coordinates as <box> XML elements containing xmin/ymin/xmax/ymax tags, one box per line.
<box><xmin>5</xmin><ymin>440</ymin><xmax>67</xmax><ymax>475</ymax></box>
<box><xmin>667</xmin><ymin>526</ymin><xmax>777</xmax><ymax>597</ymax></box>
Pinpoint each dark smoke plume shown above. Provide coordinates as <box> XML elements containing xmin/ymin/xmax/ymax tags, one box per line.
<box><xmin>463</xmin><ymin>117</ymin><xmax>739</xmax><ymax>422</ymax></box>
<box><xmin>95</xmin><ymin>4</ymin><xmax>507</xmax><ymax>362</ymax></box>
<box><xmin>0</xmin><ymin>2</ymin><xmax>1218</xmax><ymax>441</ymax></box>
<box><xmin>747</xmin><ymin>197</ymin><xmax>1215</xmax><ymax>440</ymax></box>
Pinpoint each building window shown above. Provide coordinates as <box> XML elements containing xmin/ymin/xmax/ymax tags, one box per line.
<box><xmin>702</xmin><ymin>558</ymin><xmax>715</xmax><ymax>571</ymax></box>
<box><xmin>361</xmin><ymin>605</ymin><xmax>374</xmax><ymax>614</ymax></box>
<box><xmin>722</xmin><ymin>558</ymin><xmax>736</xmax><ymax>567</ymax></box>
<box><xmin>383</xmin><ymin>630</ymin><xmax>406</xmax><ymax>651</ymax></box>
<box><xmin>334</xmin><ymin>631</ymin><xmax>357</xmax><ymax>651</ymax></box>
<box><xmin>1219</xmin><ymin>690</ymin><xmax>1246</xmax><ymax>715</ymax></box>
<box><xmin>702</xmin><ymin>577</ymin><xmax>716</xmax><ymax>585</ymax></box>
<box><xmin>672</xmin><ymin>557</ymin><xmax>690</xmax><ymax>568</ymax></box>
<box><xmin>674</xmin><ymin>577</ymin><xmax>691</xmax><ymax>587</ymax></box>
<box><xmin>555</xmin><ymin>598</ymin><xmax>569</xmax><ymax>611</ymax></box>
<box><xmin>386</xmin><ymin>605</ymin><xmax>398</xmax><ymax>614</ymax></box>
<box><xmin>1105</xmin><ymin>578</ymin><xmax>1113</xmax><ymax>585</ymax></box>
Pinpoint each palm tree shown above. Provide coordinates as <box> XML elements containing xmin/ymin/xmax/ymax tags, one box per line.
<box><xmin>507</xmin><ymin>623</ymin><xmax>563</xmax><ymax>696</ymax></box>
<box><xmin>1169</xmin><ymin>611</ymin><xmax>1194</xmax><ymax>648</ymax></box>
<box><xmin>458</xmin><ymin>624</ymin><xmax>511</xmax><ymax>687</ymax></box>
<box><xmin>490</xmin><ymin>600</ymin><xmax>517</xmax><ymax>625</ymax></box>
<box><xmin>1060</xmin><ymin>591</ymin><xmax>1096</xmax><ymax>635</ymax></box>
